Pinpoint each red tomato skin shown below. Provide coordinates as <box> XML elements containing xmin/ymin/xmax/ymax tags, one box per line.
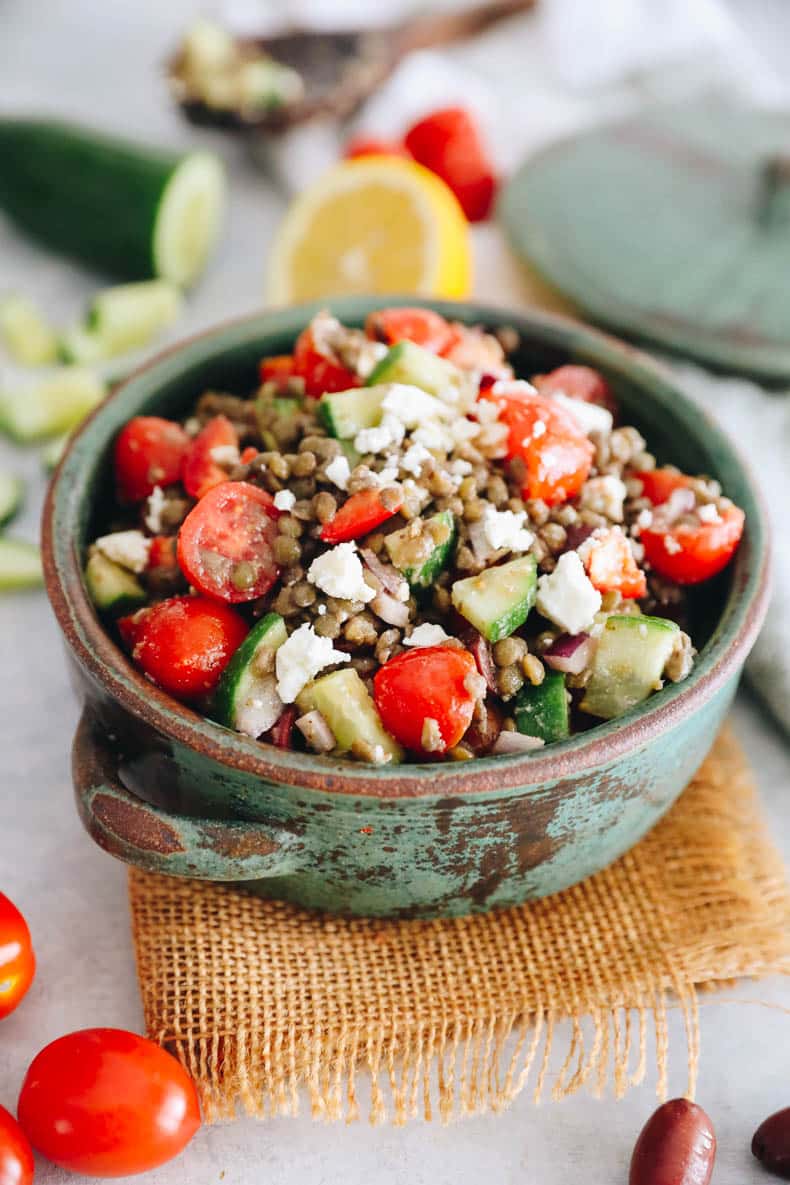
<box><xmin>365</xmin><ymin>307</ymin><xmax>454</xmax><ymax>354</ymax></box>
<box><xmin>182</xmin><ymin>415</ymin><xmax>238</xmax><ymax>500</ymax></box>
<box><xmin>239</xmin><ymin>446</ymin><xmax>259</xmax><ymax>465</ymax></box>
<box><xmin>147</xmin><ymin>535</ymin><xmax>178</xmax><ymax>570</ymax></box>
<box><xmin>481</xmin><ymin>386</ymin><xmax>594</xmax><ymax>505</ymax></box>
<box><xmin>641</xmin><ymin>504</ymin><xmax>745</xmax><ymax>585</ymax></box>
<box><xmin>114</xmin><ymin>417</ymin><xmax>191</xmax><ymax>503</ymax></box>
<box><xmin>533</xmin><ymin>365</ymin><xmax>618</xmax><ymax>417</ymax></box>
<box><xmin>129</xmin><ymin>596</ymin><xmax>248</xmax><ymax>701</ymax></box>
<box><xmin>320</xmin><ymin>488</ymin><xmax>402</xmax><ymax>544</ymax></box>
<box><xmin>344</xmin><ymin>136</ymin><xmax>410</xmax><ymax>160</ymax></box>
<box><xmin>0</xmin><ymin>1104</ymin><xmax>34</xmax><ymax>1185</ymax></box>
<box><xmin>635</xmin><ymin>468</ymin><xmax>691</xmax><ymax>506</ymax></box>
<box><xmin>293</xmin><ymin>328</ymin><xmax>360</xmax><ymax>398</ymax></box>
<box><xmin>17</xmin><ymin>1028</ymin><xmax>201</xmax><ymax>1179</ymax></box>
<box><xmin>0</xmin><ymin>893</ymin><xmax>35</xmax><ymax>1021</ymax></box>
<box><xmin>584</xmin><ymin>528</ymin><xmax>646</xmax><ymax>599</ymax></box>
<box><xmin>177</xmin><ymin>481</ymin><xmax>280</xmax><ymax>603</ymax></box>
<box><xmin>373</xmin><ymin>646</ymin><xmax>478</xmax><ymax>756</ymax></box>
<box><xmin>404</xmin><ymin>107</ymin><xmax>497</xmax><ymax>221</ymax></box>
<box><xmin>258</xmin><ymin>354</ymin><xmax>296</xmax><ymax>389</ymax></box>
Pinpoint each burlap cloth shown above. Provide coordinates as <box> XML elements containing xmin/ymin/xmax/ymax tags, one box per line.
<box><xmin>128</xmin><ymin>729</ymin><xmax>790</xmax><ymax>1125</ymax></box>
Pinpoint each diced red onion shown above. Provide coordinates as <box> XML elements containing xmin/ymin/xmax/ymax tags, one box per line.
<box><xmin>469</xmin><ymin>632</ymin><xmax>498</xmax><ymax>694</ymax></box>
<box><xmin>268</xmin><ymin>705</ymin><xmax>296</xmax><ymax>749</ymax></box>
<box><xmin>467</xmin><ymin>519</ymin><xmax>499</xmax><ymax>563</ymax></box>
<box><xmin>562</xmin><ymin>523</ymin><xmax>596</xmax><ymax>553</ymax></box>
<box><xmin>295</xmin><ymin>710</ymin><xmax>336</xmax><ymax>753</ymax></box>
<box><xmin>544</xmin><ymin>633</ymin><xmax>594</xmax><ymax>675</ymax></box>
<box><xmin>492</xmin><ymin>732</ymin><xmax>546</xmax><ymax>755</ymax></box>
<box><xmin>360</xmin><ymin>549</ymin><xmax>408</xmax><ymax>599</ymax></box>
<box><xmin>371</xmin><ymin>591</ymin><xmax>410</xmax><ymax>627</ymax></box>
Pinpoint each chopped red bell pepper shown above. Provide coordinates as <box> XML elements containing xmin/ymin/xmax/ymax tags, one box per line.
<box><xmin>320</xmin><ymin>488</ymin><xmax>402</xmax><ymax>544</ymax></box>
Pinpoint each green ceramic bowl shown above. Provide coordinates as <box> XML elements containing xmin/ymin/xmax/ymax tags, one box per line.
<box><xmin>43</xmin><ymin>298</ymin><xmax>771</xmax><ymax>918</ymax></box>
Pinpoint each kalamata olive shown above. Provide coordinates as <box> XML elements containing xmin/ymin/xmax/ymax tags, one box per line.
<box><xmin>752</xmin><ymin>1108</ymin><xmax>790</xmax><ymax>1178</ymax></box>
<box><xmin>629</xmin><ymin>1099</ymin><xmax>716</xmax><ymax>1185</ymax></box>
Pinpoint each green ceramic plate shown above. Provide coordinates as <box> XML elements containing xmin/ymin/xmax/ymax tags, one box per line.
<box><xmin>499</xmin><ymin>101</ymin><xmax>790</xmax><ymax>382</ymax></box>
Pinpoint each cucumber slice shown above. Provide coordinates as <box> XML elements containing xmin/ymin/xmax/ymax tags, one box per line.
<box><xmin>451</xmin><ymin>555</ymin><xmax>537</xmax><ymax>643</ymax></box>
<box><xmin>339</xmin><ymin>439</ymin><xmax>361</xmax><ymax>469</ymax></box>
<box><xmin>318</xmin><ymin>386</ymin><xmax>387</xmax><ymax>439</ymax></box>
<box><xmin>0</xmin><ymin>119</ymin><xmax>225</xmax><ymax>286</ymax></box>
<box><xmin>385</xmin><ymin>511</ymin><xmax>456</xmax><ymax>590</ymax></box>
<box><xmin>580</xmin><ymin>613</ymin><xmax>680</xmax><ymax>721</ymax></box>
<box><xmin>0</xmin><ymin>295</ymin><xmax>58</xmax><ymax>365</ymax></box>
<box><xmin>0</xmin><ymin>539</ymin><xmax>43</xmax><ymax>591</ymax></box>
<box><xmin>0</xmin><ymin>474</ymin><xmax>24</xmax><ymax>527</ymax></box>
<box><xmin>87</xmin><ymin>280</ymin><xmax>182</xmax><ymax>354</ymax></box>
<box><xmin>41</xmin><ymin>434</ymin><xmax>69</xmax><ymax>472</ymax></box>
<box><xmin>514</xmin><ymin>672</ymin><xmax>569</xmax><ymax>743</ymax></box>
<box><xmin>58</xmin><ymin>325</ymin><xmax>110</xmax><ymax>366</ymax></box>
<box><xmin>84</xmin><ymin>550</ymin><xmax>146</xmax><ymax>615</ymax></box>
<box><xmin>213</xmin><ymin>613</ymin><xmax>287</xmax><ymax>738</ymax></box>
<box><xmin>366</xmin><ymin>340</ymin><xmax>459</xmax><ymax>396</ymax></box>
<box><xmin>0</xmin><ymin>369</ymin><xmax>105</xmax><ymax>442</ymax></box>
<box><xmin>296</xmin><ymin>667</ymin><xmax>403</xmax><ymax>764</ymax></box>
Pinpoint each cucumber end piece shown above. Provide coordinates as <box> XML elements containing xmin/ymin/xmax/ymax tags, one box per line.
<box><xmin>153</xmin><ymin>152</ymin><xmax>226</xmax><ymax>288</ymax></box>
<box><xmin>0</xmin><ymin>538</ymin><xmax>43</xmax><ymax>591</ymax></box>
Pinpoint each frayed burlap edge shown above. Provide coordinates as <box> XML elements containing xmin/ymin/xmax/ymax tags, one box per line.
<box><xmin>128</xmin><ymin>729</ymin><xmax>790</xmax><ymax>1124</ymax></box>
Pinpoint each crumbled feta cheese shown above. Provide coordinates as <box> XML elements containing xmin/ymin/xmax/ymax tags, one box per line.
<box><xmin>533</xmin><ymin>420</ymin><xmax>546</xmax><ymax>439</ymax></box>
<box><xmin>354</xmin><ymin>340</ymin><xmax>388</xmax><ymax>378</ymax></box>
<box><xmin>400</xmin><ymin>442</ymin><xmax>432</xmax><ymax>476</ymax></box>
<box><xmin>636</xmin><ymin>508</ymin><xmax>654</xmax><ymax>530</ymax></box>
<box><xmin>380</xmin><ymin>384</ymin><xmax>449</xmax><ymax>428</ymax></box>
<box><xmin>183</xmin><ymin>416</ymin><xmax>201</xmax><ymax>436</ymax></box>
<box><xmin>144</xmin><ymin>486</ymin><xmax>166</xmax><ymax>534</ymax></box>
<box><xmin>491</xmin><ymin>379</ymin><xmax>537</xmax><ymax>398</ymax></box>
<box><xmin>448</xmin><ymin>418</ymin><xmax>480</xmax><ymax>446</ymax></box>
<box><xmin>482</xmin><ymin>506</ymin><xmax>534</xmax><ymax>553</ymax></box>
<box><xmin>449</xmin><ymin>458</ymin><xmax>473</xmax><ymax>476</ymax></box>
<box><xmin>273</xmin><ymin>489</ymin><xmax>296</xmax><ymax>511</ymax></box>
<box><xmin>474</xmin><ymin>398</ymin><xmax>500</xmax><ymax>423</ymax></box>
<box><xmin>404</xmin><ymin>623</ymin><xmax>452</xmax><ymax>648</ymax></box>
<box><xmin>354</xmin><ymin>412</ymin><xmax>405</xmax><ymax>454</ymax></box>
<box><xmin>324</xmin><ymin>454</ymin><xmax>351</xmax><ymax>490</ymax></box>
<box><xmin>698</xmin><ymin>503</ymin><xmax>722</xmax><ymax>523</ymax></box>
<box><xmin>412</xmin><ymin>421</ymin><xmax>452</xmax><ymax>452</ymax></box>
<box><xmin>307</xmin><ymin>542</ymin><xmax>375</xmax><ymax>603</ymax></box>
<box><xmin>421</xmin><ymin>717</ymin><xmax>443</xmax><ymax>753</ymax></box>
<box><xmin>317</xmin><ymin>603</ymin><xmax>327</xmax><ymax>616</ymax></box>
<box><xmin>552</xmin><ymin>392</ymin><xmax>613</xmax><ymax>437</ymax></box>
<box><xmin>376</xmin><ymin>466</ymin><xmax>399</xmax><ymax>487</ymax></box>
<box><xmin>663</xmin><ymin>535</ymin><xmax>683</xmax><ymax>554</ymax></box>
<box><xmin>275</xmin><ymin>623</ymin><xmax>350</xmax><ymax>704</ymax></box>
<box><xmin>580</xmin><ymin>475</ymin><xmax>627</xmax><ymax>521</ymax></box>
<box><xmin>95</xmin><ymin>530</ymin><xmax>151</xmax><ymax>574</ymax></box>
<box><xmin>536</xmin><ymin>551</ymin><xmax>602</xmax><ymax>634</ymax></box>
<box><xmin>209</xmin><ymin>444</ymin><xmax>240</xmax><ymax>467</ymax></box>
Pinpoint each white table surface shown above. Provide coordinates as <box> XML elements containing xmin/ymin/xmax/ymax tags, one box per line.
<box><xmin>2</xmin><ymin>2</ymin><xmax>790</xmax><ymax>1181</ymax></box>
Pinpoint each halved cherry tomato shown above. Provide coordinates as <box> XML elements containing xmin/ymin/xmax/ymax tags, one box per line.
<box><xmin>0</xmin><ymin>1104</ymin><xmax>33</xmax><ymax>1185</ymax></box>
<box><xmin>182</xmin><ymin>414</ymin><xmax>238</xmax><ymax>500</ymax></box>
<box><xmin>114</xmin><ymin>416</ymin><xmax>191</xmax><ymax>503</ymax></box>
<box><xmin>584</xmin><ymin>527</ymin><xmax>646</xmax><ymax>599</ymax></box>
<box><xmin>480</xmin><ymin>385</ymin><xmax>594</xmax><ymax>505</ymax></box>
<box><xmin>533</xmin><ymin>365</ymin><xmax>618</xmax><ymax>418</ymax></box>
<box><xmin>17</xmin><ymin>1028</ymin><xmax>201</xmax><ymax>1178</ymax></box>
<box><xmin>344</xmin><ymin>135</ymin><xmax>410</xmax><ymax>160</ymax></box>
<box><xmin>119</xmin><ymin>595</ymin><xmax>248</xmax><ymax>700</ymax></box>
<box><xmin>240</xmin><ymin>446</ymin><xmax>259</xmax><ymax>465</ymax></box>
<box><xmin>178</xmin><ymin>481</ymin><xmax>279</xmax><ymax>603</ymax></box>
<box><xmin>0</xmin><ymin>893</ymin><xmax>35</xmax><ymax>1020</ymax></box>
<box><xmin>404</xmin><ymin>106</ymin><xmax>497</xmax><ymax>222</ymax></box>
<box><xmin>293</xmin><ymin>327</ymin><xmax>360</xmax><ymax>398</ymax></box>
<box><xmin>365</xmin><ymin>307</ymin><xmax>455</xmax><ymax>354</ymax></box>
<box><xmin>374</xmin><ymin>645</ymin><xmax>479</xmax><ymax>756</ymax></box>
<box><xmin>259</xmin><ymin>354</ymin><xmax>297</xmax><ymax>389</ymax></box>
<box><xmin>635</xmin><ymin>468</ymin><xmax>692</xmax><ymax>506</ymax></box>
<box><xmin>147</xmin><ymin>535</ymin><xmax>178</xmax><ymax>571</ymax></box>
<box><xmin>641</xmin><ymin>503</ymin><xmax>745</xmax><ymax>585</ymax></box>
<box><xmin>320</xmin><ymin>487</ymin><xmax>402</xmax><ymax>544</ymax></box>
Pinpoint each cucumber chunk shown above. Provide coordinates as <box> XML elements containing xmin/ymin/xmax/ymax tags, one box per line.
<box><xmin>318</xmin><ymin>386</ymin><xmax>387</xmax><ymax>439</ymax></box>
<box><xmin>366</xmin><ymin>340</ymin><xmax>459</xmax><ymax>396</ymax></box>
<box><xmin>385</xmin><ymin>511</ymin><xmax>456</xmax><ymax>590</ymax></box>
<box><xmin>213</xmin><ymin>613</ymin><xmax>287</xmax><ymax>738</ymax></box>
<box><xmin>85</xmin><ymin>550</ymin><xmax>146</xmax><ymax>615</ymax></box>
<box><xmin>0</xmin><ymin>539</ymin><xmax>43</xmax><ymax>591</ymax></box>
<box><xmin>58</xmin><ymin>326</ymin><xmax>110</xmax><ymax>366</ymax></box>
<box><xmin>580</xmin><ymin>613</ymin><xmax>680</xmax><ymax>721</ymax></box>
<box><xmin>153</xmin><ymin>152</ymin><xmax>226</xmax><ymax>288</ymax></box>
<box><xmin>514</xmin><ymin>672</ymin><xmax>569</xmax><ymax>743</ymax></box>
<box><xmin>451</xmin><ymin>555</ymin><xmax>537</xmax><ymax>643</ymax></box>
<box><xmin>0</xmin><ymin>295</ymin><xmax>58</xmax><ymax>365</ymax></box>
<box><xmin>0</xmin><ymin>369</ymin><xmax>105</xmax><ymax>442</ymax></box>
<box><xmin>87</xmin><ymin>280</ymin><xmax>183</xmax><ymax>354</ymax></box>
<box><xmin>296</xmin><ymin>667</ymin><xmax>403</xmax><ymax>764</ymax></box>
<box><xmin>0</xmin><ymin>474</ymin><xmax>24</xmax><ymax>527</ymax></box>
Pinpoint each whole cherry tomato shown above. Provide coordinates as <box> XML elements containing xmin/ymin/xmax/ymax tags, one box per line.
<box><xmin>404</xmin><ymin>106</ymin><xmax>497</xmax><ymax>222</ymax></box>
<box><xmin>533</xmin><ymin>365</ymin><xmax>618</xmax><ymax>418</ymax></box>
<box><xmin>641</xmin><ymin>503</ymin><xmax>745</xmax><ymax>585</ymax></box>
<box><xmin>177</xmin><ymin>481</ymin><xmax>279</xmax><ymax>603</ymax></box>
<box><xmin>0</xmin><ymin>892</ymin><xmax>35</xmax><ymax>1020</ymax></box>
<box><xmin>584</xmin><ymin>527</ymin><xmax>646</xmax><ymax>599</ymax></box>
<box><xmin>374</xmin><ymin>645</ymin><xmax>480</xmax><ymax>756</ymax></box>
<box><xmin>17</xmin><ymin>1028</ymin><xmax>201</xmax><ymax>1178</ymax></box>
<box><xmin>365</xmin><ymin>307</ymin><xmax>455</xmax><ymax>354</ymax></box>
<box><xmin>119</xmin><ymin>596</ymin><xmax>248</xmax><ymax>701</ymax></box>
<box><xmin>293</xmin><ymin>327</ymin><xmax>360</xmax><ymax>398</ymax></box>
<box><xmin>113</xmin><ymin>416</ymin><xmax>190</xmax><ymax>503</ymax></box>
<box><xmin>0</xmin><ymin>1104</ymin><xmax>33</xmax><ymax>1185</ymax></box>
<box><xmin>320</xmin><ymin>487</ymin><xmax>403</xmax><ymax>544</ymax></box>
<box><xmin>182</xmin><ymin>414</ymin><xmax>238</xmax><ymax>500</ymax></box>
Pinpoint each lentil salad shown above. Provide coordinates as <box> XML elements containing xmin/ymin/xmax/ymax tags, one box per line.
<box><xmin>84</xmin><ymin>306</ymin><xmax>745</xmax><ymax>764</ymax></box>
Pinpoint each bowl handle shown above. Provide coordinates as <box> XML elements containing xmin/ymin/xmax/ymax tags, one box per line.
<box><xmin>72</xmin><ymin>710</ymin><xmax>303</xmax><ymax>882</ymax></box>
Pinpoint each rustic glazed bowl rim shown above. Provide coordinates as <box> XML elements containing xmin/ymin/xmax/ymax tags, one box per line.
<box><xmin>43</xmin><ymin>298</ymin><xmax>771</xmax><ymax>798</ymax></box>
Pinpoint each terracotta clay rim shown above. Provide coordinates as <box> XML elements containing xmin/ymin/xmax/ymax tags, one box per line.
<box><xmin>42</xmin><ymin>298</ymin><xmax>772</xmax><ymax>799</ymax></box>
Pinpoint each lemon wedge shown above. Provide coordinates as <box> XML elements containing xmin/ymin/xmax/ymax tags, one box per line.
<box><xmin>267</xmin><ymin>156</ymin><xmax>472</xmax><ymax>304</ymax></box>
